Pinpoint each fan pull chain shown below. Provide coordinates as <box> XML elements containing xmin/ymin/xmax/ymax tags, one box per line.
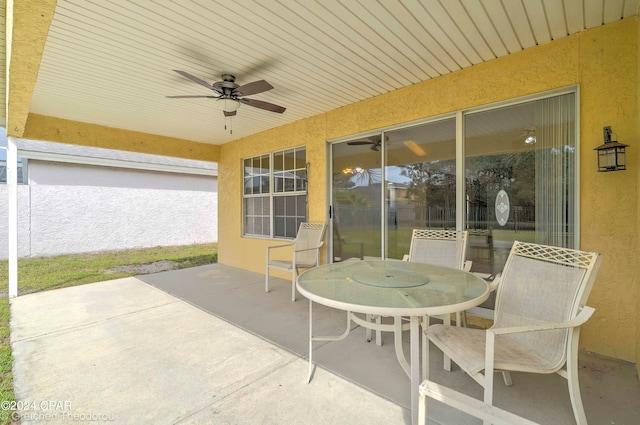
<box><xmin>224</xmin><ymin>116</ymin><xmax>233</xmax><ymax>134</ymax></box>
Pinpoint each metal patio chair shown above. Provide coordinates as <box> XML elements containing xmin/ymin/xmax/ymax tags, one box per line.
<box><xmin>365</xmin><ymin>229</ymin><xmax>471</xmax><ymax>371</ymax></box>
<box><xmin>405</xmin><ymin>229</ymin><xmax>471</xmax><ymax>272</ymax></box>
<box><xmin>420</xmin><ymin>241</ymin><xmax>602</xmax><ymax>425</ymax></box>
<box><xmin>265</xmin><ymin>222</ymin><xmax>326</xmax><ymax>302</ymax></box>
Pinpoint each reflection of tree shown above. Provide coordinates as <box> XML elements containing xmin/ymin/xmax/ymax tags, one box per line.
<box><xmin>332</xmin><ymin>168</ymin><xmax>382</xmax><ymax>207</ymax></box>
<box><xmin>352</xmin><ymin>168</ymin><xmax>382</xmax><ymax>187</ymax></box>
<box><xmin>334</xmin><ymin>189</ymin><xmax>369</xmax><ymax>206</ymax></box>
<box><xmin>400</xmin><ymin>160</ymin><xmax>455</xmax><ymax>226</ymax></box>
<box><xmin>333</xmin><ymin>168</ymin><xmax>382</xmax><ymax>189</ymax></box>
<box><xmin>466</xmin><ymin>151</ymin><xmax>535</xmax><ymax>210</ymax></box>
<box><xmin>333</xmin><ymin>171</ymin><xmax>356</xmax><ymax>190</ymax></box>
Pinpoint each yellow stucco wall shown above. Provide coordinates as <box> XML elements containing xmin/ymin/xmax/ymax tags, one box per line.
<box><xmin>23</xmin><ymin>114</ymin><xmax>219</xmax><ymax>162</ymax></box>
<box><xmin>636</xmin><ymin>15</ymin><xmax>640</xmax><ymax>375</ymax></box>
<box><xmin>219</xmin><ymin>18</ymin><xmax>639</xmax><ymax>362</ymax></box>
<box><xmin>5</xmin><ymin>0</ymin><xmax>57</xmax><ymax>136</ymax></box>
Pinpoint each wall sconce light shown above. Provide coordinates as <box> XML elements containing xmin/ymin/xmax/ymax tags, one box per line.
<box><xmin>594</xmin><ymin>126</ymin><xmax>628</xmax><ymax>172</ymax></box>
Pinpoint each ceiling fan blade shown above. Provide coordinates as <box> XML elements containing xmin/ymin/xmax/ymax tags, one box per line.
<box><xmin>233</xmin><ymin>80</ymin><xmax>273</xmax><ymax>96</ymax></box>
<box><xmin>173</xmin><ymin>70</ymin><xmax>223</xmax><ymax>94</ymax></box>
<box><xmin>347</xmin><ymin>141</ymin><xmax>374</xmax><ymax>145</ymax></box>
<box><xmin>224</xmin><ymin>110</ymin><xmax>237</xmax><ymax>117</ymax></box>
<box><xmin>239</xmin><ymin>98</ymin><xmax>286</xmax><ymax>114</ymax></box>
<box><xmin>166</xmin><ymin>95</ymin><xmax>219</xmax><ymax>98</ymax></box>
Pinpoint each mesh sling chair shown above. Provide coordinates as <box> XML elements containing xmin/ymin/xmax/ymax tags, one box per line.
<box><xmin>419</xmin><ymin>241</ymin><xmax>602</xmax><ymax>425</ymax></box>
<box><xmin>365</xmin><ymin>229</ymin><xmax>471</xmax><ymax>371</ymax></box>
<box><xmin>406</xmin><ymin>228</ymin><xmax>472</xmax><ymax>328</ymax></box>
<box><xmin>265</xmin><ymin>222</ymin><xmax>326</xmax><ymax>302</ymax></box>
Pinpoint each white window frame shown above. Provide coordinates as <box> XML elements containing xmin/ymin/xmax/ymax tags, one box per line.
<box><xmin>0</xmin><ymin>146</ymin><xmax>28</xmax><ymax>185</ymax></box>
<box><xmin>243</xmin><ymin>146</ymin><xmax>307</xmax><ymax>239</ymax></box>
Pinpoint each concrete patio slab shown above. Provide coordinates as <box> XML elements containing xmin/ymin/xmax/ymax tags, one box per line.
<box><xmin>10</xmin><ymin>277</ymin><xmax>178</xmax><ymax>340</ymax></box>
<box><xmin>10</xmin><ymin>264</ymin><xmax>640</xmax><ymax>425</ymax></box>
<box><xmin>179</xmin><ymin>360</ymin><xmax>408</xmax><ymax>425</ymax></box>
<box><xmin>10</xmin><ymin>277</ymin><xmax>409</xmax><ymax>425</ymax></box>
<box><xmin>142</xmin><ymin>264</ymin><xmax>640</xmax><ymax>425</ymax></box>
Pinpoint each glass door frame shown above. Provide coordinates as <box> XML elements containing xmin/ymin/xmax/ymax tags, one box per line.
<box><xmin>326</xmin><ymin>85</ymin><xmax>580</xmax><ymax>263</ymax></box>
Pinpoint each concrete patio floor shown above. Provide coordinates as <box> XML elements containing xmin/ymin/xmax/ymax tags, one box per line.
<box><xmin>9</xmin><ymin>264</ymin><xmax>640</xmax><ymax>424</ymax></box>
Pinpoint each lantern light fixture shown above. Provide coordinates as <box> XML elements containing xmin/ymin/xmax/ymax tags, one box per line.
<box><xmin>594</xmin><ymin>126</ymin><xmax>628</xmax><ymax>172</ymax></box>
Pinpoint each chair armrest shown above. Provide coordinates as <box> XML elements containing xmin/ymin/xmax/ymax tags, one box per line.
<box><xmin>463</xmin><ymin>260</ymin><xmax>472</xmax><ymax>272</ymax></box>
<box><xmin>267</xmin><ymin>242</ymin><xmax>295</xmax><ymax>262</ymax></box>
<box><xmin>489</xmin><ymin>306</ymin><xmax>595</xmax><ymax>336</ymax></box>
<box><xmin>487</xmin><ymin>273</ymin><xmax>501</xmax><ymax>292</ymax></box>
<box><xmin>294</xmin><ymin>243</ymin><xmax>324</xmax><ymax>254</ymax></box>
<box><xmin>267</xmin><ymin>242</ymin><xmax>295</xmax><ymax>252</ymax></box>
<box><xmin>483</xmin><ymin>306</ymin><xmax>595</xmax><ymax>379</ymax></box>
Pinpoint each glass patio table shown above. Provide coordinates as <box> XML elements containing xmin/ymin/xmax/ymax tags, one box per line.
<box><xmin>296</xmin><ymin>259</ymin><xmax>490</xmax><ymax>425</ymax></box>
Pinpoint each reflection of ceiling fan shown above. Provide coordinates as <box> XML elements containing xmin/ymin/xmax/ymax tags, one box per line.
<box><xmin>519</xmin><ymin>127</ymin><xmax>536</xmax><ymax>144</ymax></box>
<box><xmin>347</xmin><ymin>135</ymin><xmax>384</xmax><ymax>151</ymax></box>
<box><xmin>167</xmin><ymin>71</ymin><xmax>286</xmax><ymax>117</ymax></box>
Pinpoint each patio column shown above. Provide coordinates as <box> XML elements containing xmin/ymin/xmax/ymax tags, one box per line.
<box><xmin>7</xmin><ymin>136</ymin><xmax>18</xmax><ymax>297</ymax></box>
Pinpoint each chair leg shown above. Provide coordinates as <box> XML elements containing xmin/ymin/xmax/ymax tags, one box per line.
<box><xmin>422</xmin><ymin>315</ymin><xmax>429</xmax><ymax>381</ymax></box>
<box><xmin>502</xmin><ymin>371</ymin><xmax>513</xmax><ymax>386</ymax></box>
<box><xmin>566</xmin><ymin>342</ymin><xmax>588</xmax><ymax>425</ymax></box>
<box><xmin>375</xmin><ymin>315</ymin><xmax>382</xmax><ymax>346</ymax></box>
<box><xmin>442</xmin><ymin>314</ymin><xmax>451</xmax><ymax>371</ymax></box>
<box><xmin>291</xmin><ymin>269</ymin><xmax>297</xmax><ymax>302</ymax></box>
<box><xmin>418</xmin><ymin>388</ymin><xmax>427</xmax><ymax>425</ymax></box>
<box><xmin>265</xmin><ymin>265</ymin><xmax>270</xmax><ymax>293</ymax></box>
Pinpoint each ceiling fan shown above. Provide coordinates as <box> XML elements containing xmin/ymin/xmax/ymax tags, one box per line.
<box><xmin>167</xmin><ymin>71</ymin><xmax>286</xmax><ymax>118</ymax></box>
<box><xmin>347</xmin><ymin>135</ymin><xmax>384</xmax><ymax>151</ymax></box>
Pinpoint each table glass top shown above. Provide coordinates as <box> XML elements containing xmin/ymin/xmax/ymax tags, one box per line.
<box><xmin>297</xmin><ymin>260</ymin><xmax>489</xmax><ymax>314</ymax></box>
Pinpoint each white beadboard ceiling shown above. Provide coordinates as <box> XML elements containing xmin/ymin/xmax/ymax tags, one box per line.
<box><xmin>30</xmin><ymin>0</ymin><xmax>639</xmax><ymax>146</ymax></box>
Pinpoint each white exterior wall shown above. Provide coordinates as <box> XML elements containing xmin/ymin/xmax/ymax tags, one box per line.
<box><xmin>0</xmin><ymin>185</ymin><xmax>31</xmax><ymax>258</ymax></box>
<box><xmin>1</xmin><ymin>160</ymin><xmax>217</xmax><ymax>259</ymax></box>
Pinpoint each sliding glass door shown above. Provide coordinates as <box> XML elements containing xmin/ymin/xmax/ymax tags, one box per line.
<box><xmin>328</xmin><ymin>89</ymin><xmax>577</xmax><ymax>270</ymax></box>
<box><xmin>330</xmin><ymin>135</ymin><xmax>383</xmax><ymax>261</ymax></box>
<box><xmin>384</xmin><ymin>118</ymin><xmax>456</xmax><ymax>259</ymax></box>
<box><xmin>464</xmin><ymin>93</ymin><xmax>576</xmax><ymax>274</ymax></box>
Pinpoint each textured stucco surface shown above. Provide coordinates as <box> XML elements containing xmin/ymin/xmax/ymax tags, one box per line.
<box><xmin>23</xmin><ymin>114</ymin><xmax>220</xmax><ymax>162</ymax></box>
<box><xmin>219</xmin><ymin>18</ymin><xmax>639</xmax><ymax>362</ymax></box>
<box><xmin>0</xmin><ymin>185</ymin><xmax>30</xmax><ymax>257</ymax></box>
<box><xmin>0</xmin><ymin>160</ymin><xmax>217</xmax><ymax>259</ymax></box>
<box><xmin>5</xmin><ymin>0</ymin><xmax>57</xmax><ymax>137</ymax></box>
<box><xmin>636</xmin><ymin>15</ymin><xmax>640</xmax><ymax>377</ymax></box>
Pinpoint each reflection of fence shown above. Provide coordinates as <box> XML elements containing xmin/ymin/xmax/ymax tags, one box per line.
<box><xmin>393</xmin><ymin>206</ymin><xmax>456</xmax><ymax>229</ymax></box>
<box><xmin>335</xmin><ymin>205</ymin><xmax>381</xmax><ymax>230</ymax></box>
<box><xmin>468</xmin><ymin>205</ymin><xmax>535</xmax><ymax>231</ymax></box>
<box><xmin>336</xmin><ymin>204</ymin><xmax>536</xmax><ymax>231</ymax></box>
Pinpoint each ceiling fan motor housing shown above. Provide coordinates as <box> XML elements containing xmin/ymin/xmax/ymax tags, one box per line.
<box><xmin>214</xmin><ymin>74</ymin><xmax>240</xmax><ymax>96</ymax></box>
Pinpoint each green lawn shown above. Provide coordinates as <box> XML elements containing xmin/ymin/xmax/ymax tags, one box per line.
<box><xmin>0</xmin><ymin>243</ymin><xmax>218</xmax><ymax>425</ymax></box>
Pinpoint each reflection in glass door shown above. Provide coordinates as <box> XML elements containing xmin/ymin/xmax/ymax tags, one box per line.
<box><xmin>330</xmin><ymin>135</ymin><xmax>383</xmax><ymax>261</ymax></box>
<box><xmin>384</xmin><ymin>119</ymin><xmax>457</xmax><ymax>259</ymax></box>
<box><xmin>328</xmin><ymin>90</ymin><xmax>576</xmax><ymax>269</ymax></box>
<box><xmin>464</xmin><ymin>93</ymin><xmax>576</xmax><ymax>274</ymax></box>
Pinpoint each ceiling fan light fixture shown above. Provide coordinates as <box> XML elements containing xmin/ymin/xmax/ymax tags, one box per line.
<box><xmin>524</xmin><ymin>129</ymin><xmax>536</xmax><ymax>145</ymax></box>
<box><xmin>216</xmin><ymin>98</ymin><xmax>241</xmax><ymax>113</ymax></box>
